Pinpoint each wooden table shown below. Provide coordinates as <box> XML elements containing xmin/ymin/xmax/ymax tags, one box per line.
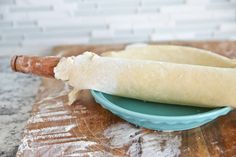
<box><xmin>16</xmin><ymin>41</ymin><xmax>236</xmax><ymax>157</ymax></box>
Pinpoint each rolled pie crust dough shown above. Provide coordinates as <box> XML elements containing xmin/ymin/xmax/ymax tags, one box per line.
<box><xmin>102</xmin><ymin>45</ymin><xmax>236</xmax><ymax>67</ymax></box>
<box><xmin>54</xmin><ymin>45</ymin><xmax>236</xmax><ymax>107</ymax></box>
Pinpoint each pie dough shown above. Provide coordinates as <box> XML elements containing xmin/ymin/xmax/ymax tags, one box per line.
<box><xmin>102</xmin><ymin>45</ymin><xmax>236</xmax><ymax>67</ymax></box>
<box><xmin>54</xmin><ymin>45</ymin><xmax>236</xmax><ymax>108</ymax></box>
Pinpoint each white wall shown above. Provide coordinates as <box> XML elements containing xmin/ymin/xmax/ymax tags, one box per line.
<box><xmin>0</xmin><ymin>0</ymin><xmax>236</xmax><ymax>56</ymax></box>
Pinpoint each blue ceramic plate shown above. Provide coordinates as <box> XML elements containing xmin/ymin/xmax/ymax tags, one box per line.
<box><xmin>91</xmin><ymin>90</ymin><xmax>233</xmax><ymax>131</ymax></box>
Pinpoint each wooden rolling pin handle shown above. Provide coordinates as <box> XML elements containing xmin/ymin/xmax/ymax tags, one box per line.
<box><xmin>11</xmin><ymin>55</ymin><xmax>61</xmax><ymax>78</ymax></box>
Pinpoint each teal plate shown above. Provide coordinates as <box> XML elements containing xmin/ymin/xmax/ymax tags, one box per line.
<box><xmin>91</xmin><ymin>90</ymin><xmax>233</xmax><ymax>131</ymax></box>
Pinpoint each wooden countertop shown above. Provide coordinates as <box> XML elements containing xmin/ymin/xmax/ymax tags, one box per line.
<box><xmin>16</xmin><ymin>41</ymin><xmax>236</xmax><ymax>157</ymax></box>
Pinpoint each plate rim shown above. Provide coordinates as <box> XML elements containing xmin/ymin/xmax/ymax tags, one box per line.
<box><xmin>91</xmin><ymin>90</ymin><xmax>233</xmax><ymax>121</ymax></box>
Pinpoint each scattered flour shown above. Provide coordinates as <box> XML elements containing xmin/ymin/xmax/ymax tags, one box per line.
<box><xmin>103</xmin><ymin>123</ymin><xmax>142</xmax><ymax>148</ymax></box>
<box><xmin>35</xmin><ymin>110</ymin><xmax>70</xmax><ymax>117</ymax></box>
<box><xmin>27</xmin><ymin>114</ymin><xmax>76</xmax><ymax>123</ymax></box>
<box><xmin>104</xmin><ymin>122</ymin><xmax>182</xmax><ymax>157</ymax></box>
<box><xmin>27</xmin><ymin>124</ymin><xmax>76</xmax><ymax>135</ymax></box>
<box><xmin>18</xmin><ymin>139</ymin><xmax>98</xmax><ymax>156</ymax></box>
<box><xmin>17</xmin><ymin>84</ymin><xmax>104</xmax><ymax>156</ymax></box>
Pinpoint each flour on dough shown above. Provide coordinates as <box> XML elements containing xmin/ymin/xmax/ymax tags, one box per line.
<box><xmin>54</xmin><ymin>48</ymin><xmax>236</xmax><ymax>108</ymax></box>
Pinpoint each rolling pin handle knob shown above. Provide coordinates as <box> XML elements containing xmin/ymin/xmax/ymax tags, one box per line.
<box><xmin>10</xmin><ymin>55</ymin><xmax>61</xmax><ymax>78</ymax></box>
<box><xmin>11</xmin><ymin>55</ymin><xmax>19</xmax><ymax>72</ymax></box>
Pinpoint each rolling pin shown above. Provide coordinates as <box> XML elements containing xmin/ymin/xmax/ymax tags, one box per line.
<box><xmin>11</xmin><ymin>55</ymin><xmax>60</xmax><ymax>78</ymax></box>
<box><xmin>10</xmin><ymin>52</ymin><xmax>236</xmax><ymax>108</ymax></box>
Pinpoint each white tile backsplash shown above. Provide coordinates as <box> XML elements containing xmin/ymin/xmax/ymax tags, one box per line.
<box><xmin>91</xmin><ymin>29</ymin><xmax>114</xmax><ymax>39</ymax></box>
<box><xmin>0</xmin><ymin>0</ymin><xmax>235</xmax><ymax>56</ymax></box>
<box><xmin>219</xmin><ymin>23</ymin><xmax>236</xmax><ymax>31</ymax></box>
<box><xmin>0</xmin><ymin>0</ymin><xmax>14</xmax><ymax>5</ymax></box>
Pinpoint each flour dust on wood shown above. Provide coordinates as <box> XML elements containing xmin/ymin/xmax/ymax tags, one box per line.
<box><xmin>104</xmin><ymin>122</ymin><xmax>182</xmax><ymax>157</ymax></box>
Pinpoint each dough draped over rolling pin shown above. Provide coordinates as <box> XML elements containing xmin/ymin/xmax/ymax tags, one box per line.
<box><xmin>102</xmin><ymin>45</ymin><xmax>236</xmax><ymax>67</ymax></box>
<box><xmin>54</xmin><ymin>46</ymin><xmax>236</xmax><ymax>108</ymax></box>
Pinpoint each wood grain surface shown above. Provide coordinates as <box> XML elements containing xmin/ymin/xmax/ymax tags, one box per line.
<box><xmin>17</xmin><ymin>41</ymin><xmax>236</xmax><ymax>157</ymax></box>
